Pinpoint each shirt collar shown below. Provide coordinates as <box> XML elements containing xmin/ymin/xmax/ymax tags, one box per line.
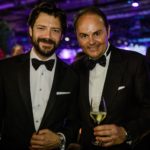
<box><xmin>104</xmin><ymin>42</ymin><xmax>110</xmax><ymax>57</ymax></box>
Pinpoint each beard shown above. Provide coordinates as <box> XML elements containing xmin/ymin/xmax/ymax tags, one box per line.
<box><xmin>31</xmin><ymin>37</ymin><xmax>59</xmax><ymax>57</ymax></box>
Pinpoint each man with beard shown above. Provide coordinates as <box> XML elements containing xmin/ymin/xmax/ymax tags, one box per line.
<box><xmin>0</xmin><ymin>2</ymin><xmax>79</xmax><ymax>150</ymax></box>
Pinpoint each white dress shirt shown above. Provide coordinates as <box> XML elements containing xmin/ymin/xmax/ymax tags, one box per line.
<box><xmin>89</xmin><ymin>43</ymin><xmax>111</xmax><ymax>108</ymax></box>
<box><xmin>30</xmin><ymin>49</ymin><xmax>56</xmax><ymax>131</ymax></box>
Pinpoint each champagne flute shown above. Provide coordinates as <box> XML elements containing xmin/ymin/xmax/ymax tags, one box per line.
<box><xmin>90</xmin><ymin>97</ymin><xmax>107</xmax><ymax>146</ymax></box>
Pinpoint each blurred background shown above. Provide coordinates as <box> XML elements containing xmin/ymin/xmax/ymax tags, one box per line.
<box><xmin>0</xmin><ymin>0</ymin><xmax>150</xmax><ymax>63</ymax></box>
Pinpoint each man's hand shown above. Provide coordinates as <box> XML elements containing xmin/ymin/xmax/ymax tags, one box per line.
<box><xmin>30</xmin><ymin>129</ymin><xmax>61</xmax><ymax>150</ymax></box>
<box><xmin>94</xmin><ymin>124</ymin><xmax>127</xmax><ymax>147</ymax></box>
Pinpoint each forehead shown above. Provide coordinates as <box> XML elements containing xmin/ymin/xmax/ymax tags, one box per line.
<box><xmin>76</xmin><ymin>13</ymin><xmax>105</xmax><ymax>31</ymax></box>
<box><xmin>34</xmin><ymin>12</ymin><xmax>61</xmax><ymax>27</ymax></box>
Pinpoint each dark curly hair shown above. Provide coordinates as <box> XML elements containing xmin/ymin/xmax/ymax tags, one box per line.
<box><xmin>28</xmin><ymin>2</ymin><xmax>67</xmax><ymax>34</ymax></box>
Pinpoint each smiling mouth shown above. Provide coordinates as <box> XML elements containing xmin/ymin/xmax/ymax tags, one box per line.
<box><xmin>88</xmin><ymin>47</ymin><xmax>97</xmax><ymax>51</ymax></box>
<box><xmin>40</xmin><ymin>43</ymin><xmax>53</xmax><ymax>49</ymax></box>
<box><xmin>40</xmin><ymin>41</ymin><xmax>53</xmax><ymax>47</ymax></box>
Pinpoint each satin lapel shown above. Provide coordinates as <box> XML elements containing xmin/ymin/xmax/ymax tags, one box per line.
<box><xmin>81</xmin><ymin>70</ymin><xmax>90</xmax><ymax>110</ymax></box>
<box><xmin>102</xmin><ymin>47</ymin><xmax>127</xmax><ymax>114</ymax></box>
<box><xmin>79</xmin><ymin>64</ymin><xmax>93</xmax><ymax>125</ymax></box>
<box><xmin>40</xmin><ymin>58</ymin><xmax>62</xmax><ymax>128</ymax></box>
<box><xmin>17</xmin><ymin>52</ymin><xmax>34</xmax><ymax>127</ymax></box>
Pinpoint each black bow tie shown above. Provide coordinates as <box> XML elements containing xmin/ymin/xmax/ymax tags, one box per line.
<box><xmin>32</xmin><ymin>58</ymin><xmax>55</xmax><ymax>71</ymax></box>
<box><xmin>84</xmin><ymin>55</ymin><xmax>106</xmax><ymax>70</ymax></box>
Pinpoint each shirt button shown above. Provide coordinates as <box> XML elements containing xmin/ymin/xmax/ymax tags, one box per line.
<box><xmin>36</xmin><ymin>120</ymin><xmax>39</xmax><ymax>123</ymax></box>
<box><xmin>39</xmin><ymin>88</ymin><xmax>42</xmax><ymax>91</ymax></box>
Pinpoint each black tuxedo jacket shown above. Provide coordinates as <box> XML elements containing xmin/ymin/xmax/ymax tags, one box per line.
<box><xmin>73</xmin><ymin>45</ymin><xmax>150</xmax><ymax>150</ymax></box>
<box><xmin>0</xmin><ymin>52</ymin><xmax>79</xmax><ymax>150</ymax></box>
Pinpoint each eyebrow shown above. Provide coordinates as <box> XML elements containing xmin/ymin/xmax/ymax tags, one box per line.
<box><xmin>79</xmin><ymin>29</ymin><xmax>102</xmax><ymax>35</ymax></box>
<box><xmin>35</xmin><ymin>25</ymin><xmax>61</xmax><ymax>30</ymax></box>
<box><xmin>35</xmin><ymin>25</ymin><xmax>46</xmax><ymax>27</ymax></box>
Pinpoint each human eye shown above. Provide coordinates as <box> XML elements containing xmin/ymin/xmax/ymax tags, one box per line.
<box><xmin>79</xmin><ymin>33</ymin><xmax>88</xmax><ymax>39</ymax></box>
<box><xmin>36</xmin><ymin>26</ymin><xmax>45</xmax><ymax>31</ymax></box>
<box><xmin>51</xmin><ymin>28</ymin><xmax>61</xmax><ymax>34</ymax></box>
<box><xmin>94</xmin><ymin>31</ymin><xmax>101</xmax><ymax>37</ymax></box>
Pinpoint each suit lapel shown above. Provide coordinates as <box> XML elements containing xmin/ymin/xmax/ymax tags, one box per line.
<box><xmin>103</xmin><ymin>46</ymin><xmax>127</xmax><ymax>115</ymax></box>
<box><xmin>40</xmin><ymin>58</ymin><xmax>63</xmax><ymax>128</ymax></box>
<box><xmin>17</xmin><ymin>52</ymin><xmax>34</xmax><ymax>128</ymax></box>
<box><xmin>78</xmin><ymin>61</ymin><xmax>93</xmax><ymax>126</ymax></box>
<box><xmin>80</xmin><ymin>69</ymin><xmax>90</xmax><ymax>110</ymax></box>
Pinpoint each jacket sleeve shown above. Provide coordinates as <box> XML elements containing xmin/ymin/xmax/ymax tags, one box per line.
<box><xmin>124</xmin><ymin>55</ymin><xmax>150</xmax><ymax>146</ymax></box>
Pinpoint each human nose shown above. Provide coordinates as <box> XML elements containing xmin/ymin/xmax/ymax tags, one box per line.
<box><xmin>89</xmin><ymin>35</ymin><xmax>95</xmax><ymax>45</ymax></box>
<box><xmin>44</xmin><ymin>29</ymin><xmax>52</xmax><ymax>39</ymax></box>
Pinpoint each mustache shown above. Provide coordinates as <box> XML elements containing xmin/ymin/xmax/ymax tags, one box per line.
<box><xmin>38</xmin><ymin>38</ymin><xmax>56</xmax><ymax>45</ymax></box>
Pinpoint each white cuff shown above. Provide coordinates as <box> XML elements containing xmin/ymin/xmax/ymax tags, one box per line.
<box><xmin>57</xmin><ymin>132</ymin><xmax>66</xmax><ymax>150</ymax></box>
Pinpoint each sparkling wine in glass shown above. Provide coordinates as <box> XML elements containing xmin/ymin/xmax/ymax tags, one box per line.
<box><xmin>90</xmin><ymin>97</ymin><xmax>107</xmax><ymax>145</ymax></box>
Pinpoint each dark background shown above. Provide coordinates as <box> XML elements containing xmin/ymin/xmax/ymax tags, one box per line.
<box><xmin>0</xmin><ymin>0</ymin><xmax>150</xmax><ymax>62</ymax></box>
